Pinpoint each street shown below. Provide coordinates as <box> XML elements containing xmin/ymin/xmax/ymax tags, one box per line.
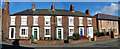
<box><xmin>1</xmin><ymin>38</ymin><xmax>119</xmax><ymax>49</ymax></box>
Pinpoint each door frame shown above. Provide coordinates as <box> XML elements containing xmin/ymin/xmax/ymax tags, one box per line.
<box><xmin>87</xmin><ymin>27</ymin><xmax>93</xmax><ymax>38</ymax></box>
<box><xmin>56</xmin><ymin>27</ymin><xmax>63</xmax><ymax>40</ymax></box>
<box><xmin>32</xmin><ymin>27</ymin><xmax>39</xmax><ymax>40</ymax></box>
<box><xmin>9</xmin><ymin>27</ymin><xmax>15</xmax><ymax>39</ymax></box>
<box><xmin>79</xmin><ymin>27</ymin><xmax>84</xmax><ymax>36</ymax></box>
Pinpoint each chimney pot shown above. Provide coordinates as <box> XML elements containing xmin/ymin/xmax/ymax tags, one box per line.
<box><xmin>51</xmin><ymin>2</ymin><xmax>55</xmax><ymax>11</ymax></box>
<box><xmin>70</xmin><ymin>4</ymin><xmax>74</xmax><ymax>12</ymax></box>
<box><xmin>32</xmin><ymin>2</ymin><xmax>35</xmax><ymax>11</ymax></box>
<box><xmin>85</xmin><ymin>9</ymin><xmax>90</xmax><ymax>15</ymax></box>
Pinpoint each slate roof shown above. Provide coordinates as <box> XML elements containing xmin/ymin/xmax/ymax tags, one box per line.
<box><xmin>95</xmin><ymin>13</ymin><xmax>119</xmax><ymax>20</ymax></box>
<box><xmin>11</xmin><ymin>9</ymin><xmax>91</xmax><ymax>17</ymax></box>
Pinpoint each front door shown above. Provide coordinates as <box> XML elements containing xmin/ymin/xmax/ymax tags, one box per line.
<box><xmin>57</xmin><ymin>28</ymin><xmax>63</xmax><ymax>40</ymax></box>
<box><xmin>87</xmin><ymin>27</ymin><xmax>93</xmax><ymax>38</ymax></box>
<box><xmin>34</xmin><ymin>29</ymin><xmax>37</xmax><ymax>39</ymax></box>
<box><xmin>58</xmin><ymin>29</ymin><xmax>61</xmax><ymax>39</ymax></box>
<box><xmin>80</xmin><ymin>29</ymin><xmax>83</xmax><ymax>35</ymax></box>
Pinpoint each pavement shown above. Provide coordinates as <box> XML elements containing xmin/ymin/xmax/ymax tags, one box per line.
<box><xmin>1</xmin><ymin>38</ymin><xmax>119</xmax><ymax>47</ymax></box>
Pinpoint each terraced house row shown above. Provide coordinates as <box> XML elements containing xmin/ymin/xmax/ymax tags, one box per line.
<box><xmin>1</xmin><ymin>1</ymin><xmax>119</xmax><ymax>44</ymax></box>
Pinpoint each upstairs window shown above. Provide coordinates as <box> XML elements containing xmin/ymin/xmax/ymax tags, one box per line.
<box><xmin>10</xmin><ymin>16</ymin><xmax>16</xmax><ymax>25</ymax></box>
<box><xmin>113</xmin><ymin>21</ymin><xmax>116</xmax><ymax>25</ymax></box>
<box><xmin>33</xmin><ymin>16</ymin><xmax>38</xmax><ymax>25</ymax></box>
<box><xmin>21</xmin><ymin>16</ymin><xmax>27</xmax><ymax>25</ymax></box>
<box><xmin>57</xmin><ymin>16</ymin><xmax>62</xmax><ymax>26</ymax></box>
<box><xmin>44</xmin><ymin>16</ymin><xmax>51</xmax><ymax>26</ymax></box>
<box><xmin>79</xmin><ymin>17</ymin><xmax>83</xmax><ymax>26</ymax></box>
<box><xmin>69</xmin><ymin>17</ymin><xmax>74</xmax><ymax>26</ymax></box>
<box><xmin>87</xmin><ymin>18</ymin><xmax>92</xmax><ymax>26</ymax></box>
<box><xmin>107</xmin><ymin>20</ymin><xmax>111</xmax><ymax>24</ymax></box>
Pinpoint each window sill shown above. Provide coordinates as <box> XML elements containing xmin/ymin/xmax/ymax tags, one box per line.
<box><xmin>44</xmin><ymin>35</ymin><xmax>51</xmax><ymax>37</ymax></box>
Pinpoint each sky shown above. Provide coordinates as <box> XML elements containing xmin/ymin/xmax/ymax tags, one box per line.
<box><xmin>0</xmin><ymin>2</ymin><xmax>120</xmax><ymax>16</ymax></box>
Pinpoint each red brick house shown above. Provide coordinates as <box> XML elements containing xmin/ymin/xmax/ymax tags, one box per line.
<box><xmin>2</xmin><ymin>2</ymin><xmax>97</xmax><ymax>44</ymax></box>
<box><xmin>95</xmin><ymin>13</ymin><xmax>119</xmax><ymax>35</ymax></box>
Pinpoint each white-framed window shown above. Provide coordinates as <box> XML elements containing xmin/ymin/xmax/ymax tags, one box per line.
<box><xmin>87</xmin><ymin>18</ymin><xmax>92</xmax><ymax>26</ymax></box>
<box><xmin>20</xmin><ymin>27</ymin><xmax>28</xmax><ymax>37</ymax></box>
<box><xmin>57</xmin><ymin>16</ymin><xmax>62</xmax><ymax>26</ymax></box>
<box><xmin>21</xmin><ymin>16</ymin><xmax>27</xmax><ymax>25</ymax></box>
<box><xmin>9</xmin><ymin>27</ymin><xmax>15</xmax><ymax>39</ymax></box>
<box><xmin>79</xmin><ymin>17</ymin><xmax>83</xmax><ymax>26</ymax></box>
<box><xmin>44</xmin><ymin>27</ymin><xmax>51</xmax><ymax>37</ymax></box>
<box><xmin>108</xmin><ymin>29</ymin><xmax>111</xmax><ymax>32</ymax></box>
<box><xmin>107</xmin><ymin>20</ymin><xmax>111</xmax><ymax>24</ymax></box>
<box><xmin>69</xmin><ymin>27</ymin><xmax>74</xmax><ymax>36</ymax></box>
<box><xmin>10</xmin><ymin>16</ymin><xmax>16</xmax><ymax>25</ymax></box>
<box><xmin>113</xmin><ymin>29</ymin><xmax>117</xmax><ymax>33</ymax></box>
<box><xmin>69</xmin><ymin>17</ymin><xmax>74</xmax><ymax>26</ymax></box>
<box><xmin>33</xmin><ymin>16</ymin><xmax>38</xmax><ymax>25</ymax></box>
<box><xmin>44</xmin><ymin>16</ymin><xmax>51</xmax><ymax>26</ymax></box>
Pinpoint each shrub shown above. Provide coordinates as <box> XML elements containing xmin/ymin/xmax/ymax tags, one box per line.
<box><xmin>73</xmin><ymin>33</ymin><xmax>80</xmax><ymax>40</ymax></box>
<box><xmin>91</xmin><ymin>38</ymin><xmax>94</xmax><ymax>41</ymax></box>
<box><xmin>40</xmin><ymin>37</ymin><xmax>43</xmax><ymax>40</ymax></box>
<box><xmin>44</xmin><ymin>37</ymin><xmax>48</xmax><ymax>40</ymax></box>
<box><xmin>31</xmin><ymin>35</ymin><xmax>34</xmax><ymax>43</ymax></box>
<box><xmin>48</xmin><ymin>37</ymin><xmax>51</xmax><ymax>40</ymax></box>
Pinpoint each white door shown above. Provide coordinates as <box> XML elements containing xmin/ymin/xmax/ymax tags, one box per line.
<box><xmin>87</xmin><ymin>27</ymin><xmax>93</xmax><ymax>38</ymax></box>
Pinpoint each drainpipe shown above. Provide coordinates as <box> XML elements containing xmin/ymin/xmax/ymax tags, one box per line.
<box><xmin>0</xmin><ymin>0</ymin><xmax>3</xmax><ymax>42</ymax></box>
<box><xmin>54</xmin><ymin>16</ymin><xmax>56</xmax><ymax>39</ymax></box>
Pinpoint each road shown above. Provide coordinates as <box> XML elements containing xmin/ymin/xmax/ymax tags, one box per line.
<box><xmin>1</xmin><ymin>38</ymin><xmax>119</xmax><ymax>49</ymax></box>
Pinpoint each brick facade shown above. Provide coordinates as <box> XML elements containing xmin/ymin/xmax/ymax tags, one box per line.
<box><xmin>97</xmin><ymin>20</ymin><xmax>119</xmax><ymax>35</ymax></box>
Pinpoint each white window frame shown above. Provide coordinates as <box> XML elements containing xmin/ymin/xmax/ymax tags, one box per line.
<box><xmin>79</xmin><ymin>27</ymin><xmax>84</xmax><ymax>36</ymax></box>
<box><xmin>21</xmin><ymin>16</ymin><xmax>27</xmax><ymax>25</ymax></box>
<box><xmin>20</xmin><ymin>27</ymin><xmax>28</xmax><ymax>37</ymax></box>
<box><xmin>69</xmin><ymin>17</ymin><xmax>74</xmax><ymax>26</ymax></box>
<box><xmin>44</xmin><ymin>27</ymin><xmax>51</xmax><ymax>37</ymax></box>
<box><xmin>32</xmin><ymin>27</ymin><xmax>39</xmax><ymax>40</ymax></box>
<box><xmin>69</xmin><ymin>27</ymin><xmax>74</xmax><ymax>36</ymax></box>
<box><xmin>9</xmin><ymin>27</ymin><xmax>15</xmax><ymax>39</ymax></box>
<box><xmin>57</xmin><ymin>16</ymin><xmax>62</xmax><ymax>26</ymax></box>
<box><xmin>79</xmin><ymin>17</ymin><xmax>83</xmax><ymax>26</ymax></box>
<box><xmin>10</xmin><ymin>16</ymin><xmax>16</xmax><ymax>25</ymax></box>
<box><xmin>56</xmin><ymin>27</ymin><xmax>63</xmax><ymax>40</ymax></box>
<box><xmin>87</xmin><ymin>18</ymin><xmax>92</xmax><ymax>26</ymax></box>
<box><xmin>33</xmin><ymin>16</ymin><xmax>38</xmax><ymax>25</ymax></box>
<box><xmin>44</xmin><ymin>16</ymin><xmax>51</xmax><ymax>26</ymax></box>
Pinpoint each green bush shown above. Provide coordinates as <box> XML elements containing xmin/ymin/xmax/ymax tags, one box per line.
<box><xmin>73</xmin><ymin>33</ymin><xmax>80</xmax><ymax>40</ymax></box>
<box><xmin>40</xmin><ymin>37</ymin><xmax>43</xmax><ymax>40</ymax></box>
<box><xmin>45</xmin><ymin>37</ymin><xmax>48</xmax><ymax>40</ymax></box>
<box><xmin>91</xmin><ymin>38</ymin><xmax>94</xmax><ymax>41</ymax></box>
<box><xmin>48</xmin><ymin>37</ymin><xmax>51</xmax><ymax>40</ymax></box>
<box><xmin>31</xmin><ymin>35</ymin><xmax>34</xmax><ymax>43</ymax></box>
<box><xmin>52</xmin><ymin>37</ymin><xmax>54</xmax><ymax>40</ymax></box>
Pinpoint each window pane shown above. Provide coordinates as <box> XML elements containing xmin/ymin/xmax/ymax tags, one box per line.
<box><xmin>46</xmin><ymin>29</ymin><xmax>50</xmax><ymax>35</ymax></box>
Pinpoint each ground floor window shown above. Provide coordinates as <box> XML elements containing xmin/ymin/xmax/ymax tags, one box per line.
<box><xmin>69</xmin><ymin>27</ymin><xmax>74</xmax><ymax>36</ymax></box>
<box><xmin>101</xmin><ymin>29</ymin><xmax>105</xmax><ymax>32</ymax></box>
<box><xmin>44</xmin><ymin>27</ymin><xmax>51</xmax><ymax>37</ymax></box>
<box><xmin>9</xmin><ymin>27</ymin><xmax>15</xmax><ymax>39</ymax></box>
<box><xmin>20</xmin><ymin>27</ymin><xmax>28</xmax><ymax>37</ymax></box>
<box><xmin>108</xmin><ymin>29</ymin><xmax>111</xmax><ymax>32</ymax></box>
<box><xmin>113</xmin><ymin>29</ymin><xmax>117</xmax><ymax>33</ymax></box>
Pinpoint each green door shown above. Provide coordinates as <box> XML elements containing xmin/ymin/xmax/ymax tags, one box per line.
<box><xmin>58</xmin><ymin>29</ymin><xmax>61</xmax><ymax>39</ymax></box>
<box><xmin>34</xmin><ymin>29</ymin><xmax>37</xmax><ymax>39</ymax></box>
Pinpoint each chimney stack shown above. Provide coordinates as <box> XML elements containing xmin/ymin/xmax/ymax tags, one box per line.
<box><xmin>70</xmin><ymin>4</ymin><xmax>74</xmax><ymax>12</ymax></box>
<box><xmin>85</xmin><ymin>9</ymin><xmax>90</xmax><ymax>15</ymax></box>
<box><xmin>32</xmin><ymin>2</ymin><xmax>35</xmax><ymax>11</ymax></box>
<box><xmin>51</xmin><ymin>2</ymin><xmax>55</xmax><ymax>11</ymax></box>
<box><xmin>4</xmin><ymin>0</ymin><xmax>9</xmax><ymax>10</ymax></box>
